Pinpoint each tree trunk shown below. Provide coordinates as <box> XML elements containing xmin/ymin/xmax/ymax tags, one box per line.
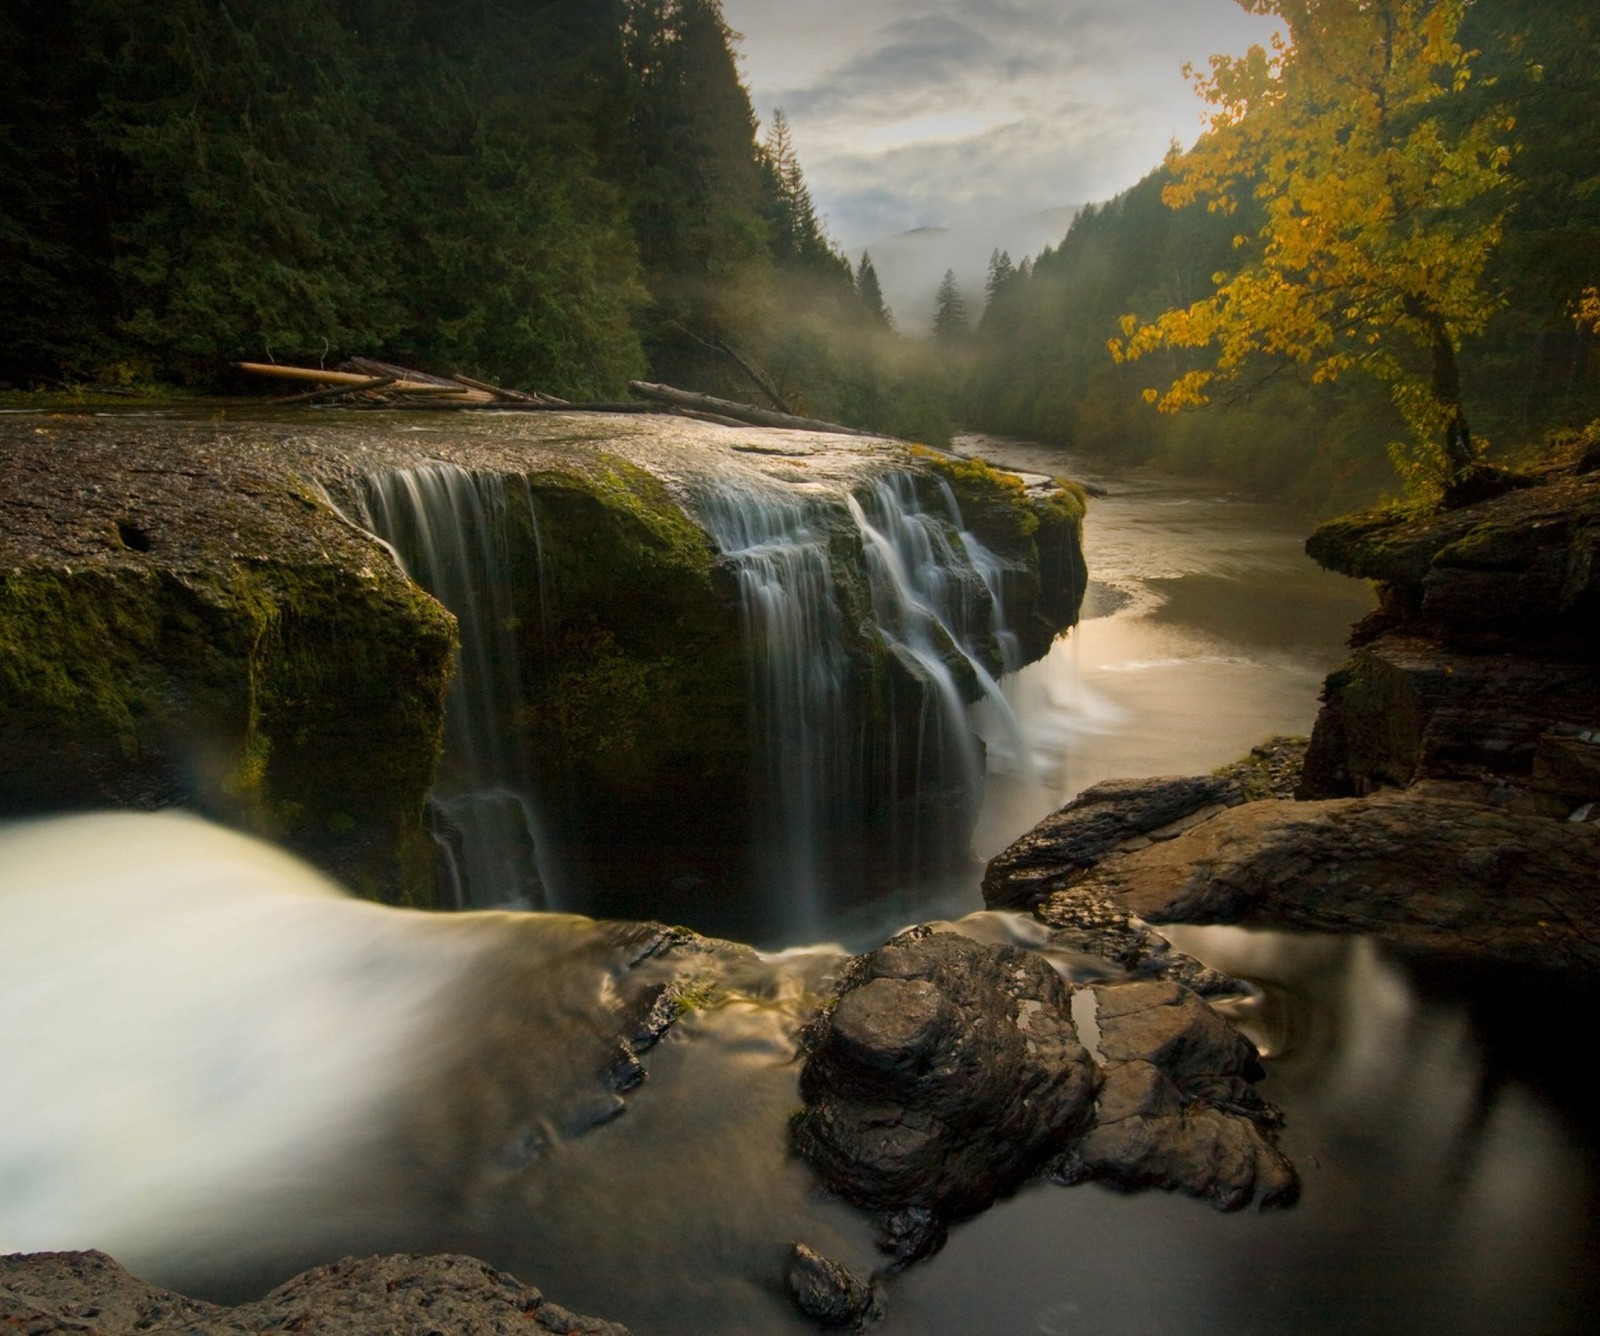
<box><xmin>1425</xmin><ymin>311</ymin><xmax>1475</xmax><ymax>478</ymax></box>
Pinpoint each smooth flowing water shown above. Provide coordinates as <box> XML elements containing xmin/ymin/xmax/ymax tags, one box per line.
<box><xmin>345</xmin><ymin>464</ymin><xmax>553</xmax><ymax>910</ymax></box>
<box><xmin>5</xmin><ymin>439</ymin><xmax>1595</xmax><ymax>1334</ymax></box>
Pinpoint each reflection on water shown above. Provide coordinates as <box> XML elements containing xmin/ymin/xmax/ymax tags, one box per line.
<box><xmin>963</xmin><ymin>435</ymin><xmax>1376</xmax><ymax>859</ymax></box>
<box><xmin>894</xmin><ymin>926</ymin><xmax>1600</xmax><ymax>1336</ymax></box>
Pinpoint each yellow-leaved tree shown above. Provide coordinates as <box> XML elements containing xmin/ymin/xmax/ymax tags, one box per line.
<box><xmin>1108</xmin><ymin>0</ymin><xmax>1516</xmax><ymax>491</ymax></box>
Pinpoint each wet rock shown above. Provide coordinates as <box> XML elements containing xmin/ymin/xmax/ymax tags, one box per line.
<box><xmin>1041</xmin><ymin>791</ymin><xmax>1600</xmax><ymax>973</ymax></box>
<box><xmin>791</xmin><ymin>928</ymin><xmax>1298</xmax><ymax>1264</ymax></box>
<box><xmin>0</xmin><ymin>1250</ymin><xmax>630</xmax><ymax>1335</ymax></box>
<box><xmin>982</xmin><ymin>774</ymin><xmax>1237</xmax><ymax>910</ymax></box>
<box><xmin>982</xmin><ymin>756</ymin><xmax>1318</xmax><ymax>995</ymax></box>
<box><xmin>792</xmin><ymin>929</ymin><xmax>1100</xmax><ymax>1262</ymax></box>
<box><xmin>784</xmin><ymin>1244</ymin><xmax>884</xmax><ymax>1331</ymax></box>
<box><xmin>1057</xmin><ymin>1106</ymin><xmax>1299</xmax><ymax>1212</ymax></box>
<box><xmin>1030</xmin><ymin>882</ymin><xmax>1240</xmax><ymax>997</ymax></box>
<box><xmin>1093</xmin><ymin>980</ymin><xmax>1265</xmax><ymax>1098</ymax></box>
<box><xmin>1051</xmin><ymin>980</ymin><xmax>1295</xmax><ymax>1213</ymax></box>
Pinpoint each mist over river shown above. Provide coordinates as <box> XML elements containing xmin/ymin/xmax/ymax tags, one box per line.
<box><xmin>4</xmin><ymin>431</ymin><xmax>1597</xmax><ymax>1335</ymax></box>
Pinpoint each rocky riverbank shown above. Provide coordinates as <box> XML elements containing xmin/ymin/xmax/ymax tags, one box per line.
<box><xmin>986</xmin><ymin>439</ymin><xmax>1600</xmax><ymax>978</ymax></box>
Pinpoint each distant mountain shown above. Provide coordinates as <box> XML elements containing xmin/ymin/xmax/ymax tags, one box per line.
<box><xmin>849</xmin><ymin>205</ymin><xmax>1080</xmax><ymax>334</ymax></box>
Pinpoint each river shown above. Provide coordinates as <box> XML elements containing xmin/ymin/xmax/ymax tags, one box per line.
<box><xmin>4</xmin><ymin>433</ymin><xmax>1596</xmax><ymax>1334</ymax></box>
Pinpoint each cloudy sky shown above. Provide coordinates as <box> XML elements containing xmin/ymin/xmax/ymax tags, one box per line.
<box><xmin>720</xmin><ymin>0</ymin><xmax>1278</xmax><ymax>252</ymax></box>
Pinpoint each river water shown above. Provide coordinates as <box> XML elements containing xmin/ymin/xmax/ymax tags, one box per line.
<box><xmin>4</xmin><ymin>433</ymin><xmax>1597</xmax><ymax>1334</ymax></box>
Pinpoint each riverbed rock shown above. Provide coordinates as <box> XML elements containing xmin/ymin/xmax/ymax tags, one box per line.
<box><xmin>792</xmin><ymin>928</ymin><xmax>1100</xmax><ymax>1262</ymax></box>
<box><xmin>1049</xmin><ymin>979</ymin><xmax>1296</xmax><ymax>1212</ymax></box>
<box><xmin>791</xmin><ymin>928</ymin><xmax>1295</xmax><ymax>1263</ymax></box>
<box><xmin>981</xmin><ymin>774</ymin><xmax>1236</xmax><ymax>911</ymax></box>
<box><xmin>0</xmin><ymin>1250</ymin><xmax>630</xmax><ymax>1335</ymax></box>
<box><xmin>784</xmin><ymin>1244</ymin><xmax>884</xmax><ymax>1331</ymax></box>
<box><xmin>981</xmin><ymin>742</ymin><xmax>1314</xmax><ymax>992</ymax></box>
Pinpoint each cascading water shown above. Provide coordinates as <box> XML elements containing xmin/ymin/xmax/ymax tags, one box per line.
<box><xmin>695</xmin><ymin>484</ymin><xmax>853</xmax><ymax>936</ymax></box>
<box><xmin>344</xmin><ymin>464</ymin><xmax>552</xmax><ymax>910</ymax></box>
<box><xmin>848</xmin><ymin>473</ymin><xmax>1033</xmax><ymax>879</ymax></box>
<box><xmin>695</xmin><ymin>469</ymin><xmax>1033</xmax><ymax>933</ymax></box>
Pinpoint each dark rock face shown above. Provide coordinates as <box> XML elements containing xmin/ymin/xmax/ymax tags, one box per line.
<box><xmin>793</xmin><ymin>929</ymin><xmax>1100</xmax><ymax>1261</ymax></box>
<box><xmin>1302</xmin><ymin>464</ymin><xmax>1600</xmax><ymax>810</ymax></box>
<box><xmin>0</xmin><ymin>1250</ymin><xmax>629</xmax><ymax>1335</ymax></box>
<box><xmin>1299</xmin><ymin>635</ymin><xmax>1600</xmax><ymax>803</ymax></box>
<box><xmin>1039</xmin><ymin>791</ymin><xmax>1600</xmax><ymax>973</ymax></box>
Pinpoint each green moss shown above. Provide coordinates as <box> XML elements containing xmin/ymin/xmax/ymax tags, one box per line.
<box><xmin>0</xmin><ymin>547</ymin><xmax>455</xmax><ymax>906</ymax></box>
<box><xmin>555</xmin><ymin>454</ymin><xmax>715</xmax><ymax>578</ymax></box>
<box><xmin>669</xmin><ymin>978</ymin><xmax>724</xmax><ymax>1016</ymax></box>
<box><xmin>910</xmin><ymin>444</ymin><xmax>1040</xmax><ymax>541</ymax></box>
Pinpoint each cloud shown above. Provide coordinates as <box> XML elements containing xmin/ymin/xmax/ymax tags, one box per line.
<box><xmin>724</xmin><ymin>0</ymin><xmax>1279</xmax><ymax>249</ymax></box>
<box><xmin>779</xmin><ymin>16</ymin><xmax>1001</xmax><ymax>121</ymax></box>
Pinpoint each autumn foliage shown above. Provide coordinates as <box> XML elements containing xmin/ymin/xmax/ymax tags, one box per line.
<box><xmin>1109</xmin><ymin>0</ymin><xmax>1517</xmax><ymax>486</ymax></box>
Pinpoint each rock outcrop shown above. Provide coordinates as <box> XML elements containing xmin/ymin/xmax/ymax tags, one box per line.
<box><xmin>0</xmin><ymin>1250</ymin><xmax>629</xmax><ymax>1335</ymax></box>
<box><xmin>1053</xmin><ymin>979</ymin><xmax>1297</xmax><ymax>1212</ymax></box>
<box><xmin>790</xmin><ymin>928</ymin><xmax>1296</xmax><ymax>1277</ymax></box>
<box><xmin>1</xmin><ymin>411</ymin><xmax>1086</xmax><ymax>912</ymax></box>
<box><xmin>0</xmin><ymin>418</ymin><xmax>457</xmax><ymax>902</ymax></box>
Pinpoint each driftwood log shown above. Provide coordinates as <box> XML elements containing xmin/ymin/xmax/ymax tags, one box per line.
<box><xmin>627</xmin><ymin>382</ymin><xmax>878</xmax><ymax>436</ymax></box>
<box><xmin>237</xmin><ymin>360</ymin><xmax>880</xmax><ymax>437</ymax></box>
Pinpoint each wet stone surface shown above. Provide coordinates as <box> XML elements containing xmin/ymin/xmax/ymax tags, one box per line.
<box><xmin>791</xmin><ymin>927</ymin><xmax>1296</xmax><ymax>1279</ymax></box>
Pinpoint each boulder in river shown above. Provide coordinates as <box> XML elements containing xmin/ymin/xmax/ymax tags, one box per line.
<box><xmin>791</xmin><ymin>927</ymin><xmax>1296</xmax><ymax>1267</ymax></box>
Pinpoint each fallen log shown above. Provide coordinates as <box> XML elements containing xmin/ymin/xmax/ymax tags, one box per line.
<box><xmin>268</xmin><ymin>374</ymin><xmax>397</xmax><ymax>406</ymax></box>
<box><xmin>626</xmin><ymin>382</ymin><xmax>880</xmax><ymax>437</ymax></box>
<box><xmin>238</xmin><ymin>361</ymin><xmax>485</xmax><ymax>402</ymax></box>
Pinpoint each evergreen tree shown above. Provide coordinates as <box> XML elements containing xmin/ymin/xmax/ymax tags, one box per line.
<box><xmin>984</xmin><ymin>249</ymin><xmax>1016</xmax><ymax>306</ymax></box>
<box><xmin>931</xmin><ymin>269</ymin><xmax>969</xmax><ymax>344</ymax></box>
<box><xmin>762</xmin><ymin>110</ymin><xmax>819</xmax><ymax>261</ymax></box>
<box><xmin>856</xmin><ymin>252</ymin><xmax>892</xmax><ymax>327</ymax></box>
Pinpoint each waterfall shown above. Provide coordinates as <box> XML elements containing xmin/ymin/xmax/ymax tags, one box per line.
<box><xmin>848</xmin><ymin>474</ymin><xmax>1032</xmax><ymax>874</ymax></box>
<box><xmin>696</xmin><ymin>470</ymin><xmax>1032</xmax><ymax>932</ymax></box>
<box><xmin>695</xmin><ymin>485</ymin><xmax>851</xmax><ymax>936</ymax></box>
<box><xmin>329</xmin><ymin>459</ymin><xmax>1033</xmax><ymax>930</ymax></box>
<box><xmin>345</xmin><ymin>464</ymin><xmax>552</xmax><ymax>910</ymax></box>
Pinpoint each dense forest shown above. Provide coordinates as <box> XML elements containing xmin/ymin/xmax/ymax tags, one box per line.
<box><xmin>957</xmin><ymin>0</ymin><xmax>1600</xmax><ymax>505</ymax></box>
<box><xmin>0</xmin><ymin>0</ymin><xmax>948</xmax><ymax>438</ymax></box>
<box><xmin>4</xmin><ymin>0</ymin><xmax>1597</xmax><ymax>504</ymax></box>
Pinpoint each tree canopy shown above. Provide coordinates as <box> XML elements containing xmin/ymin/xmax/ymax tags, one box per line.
<box><xmin>1108</xmin><ymin>0</ymin><xmax>1517</xmax><ymax>486</ymax></box>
